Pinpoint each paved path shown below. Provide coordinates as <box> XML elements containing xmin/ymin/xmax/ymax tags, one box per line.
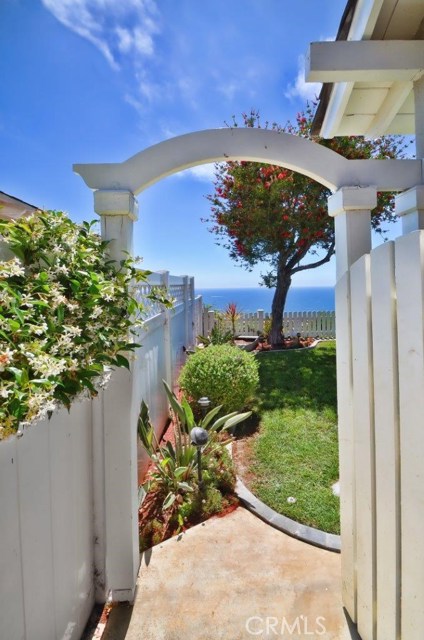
<box><xmin>104</xmin><ymin>507</ymin><xmax>360</xmax><ymax>640</ymax></box>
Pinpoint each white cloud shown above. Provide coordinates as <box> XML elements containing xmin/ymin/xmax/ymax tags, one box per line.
<box><xmin>116</xmin><ymin>27</ymin><xmax>133</xmax><ymax>54</ymax></box>
<box><xmin>217</xmin><ymin>81</ymin><xmax>240</xmax><ymax>101</ymax></box>
<box><xmin>172</xmin><ymin>164</ymin><xmax>218</xmax><ymax>183</ymax></box>
<box><xmin>285</xmin><ymin>54</ymin><xmax>321</xmax><ymax>102</ymax></box>
<box><xmin>186</xmin><ymin>164</ymin><xmax>217</xmax><ymax>182</ymax></box>
<box><xmin>133</xmin><ymin>27</ymin><xmax>155</xmax><ymax>56</ymax></box>
<box><xmin>41</xmin><ymin>0</ymin><xmax>160</xmax><ymax>70</ymax></box>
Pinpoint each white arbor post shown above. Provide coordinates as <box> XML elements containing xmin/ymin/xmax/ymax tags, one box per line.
<box><xmin>328</xmin><ymin>186</ymin><xmax>376</xmax><ymax>630</ymax></box>
<box><xmin>395</xmin><ymin>185</ymin><xmax>424</xmax><ymax>235</ymax></box>
<box><xmin>93</xmin><ymin>189</ymin><xmax>140</xmax><ymax>602</ymax></box>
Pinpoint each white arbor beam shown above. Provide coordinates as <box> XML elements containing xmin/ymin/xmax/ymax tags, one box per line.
<box><xmin>74</xmin><ymin>128</ymin><xmax>423</xmax><ymax>195</ymax></box>
<box><xmin>306</xmin><ymin>41</ymin><xmax>424</xmax><ymax>83</ymax></box>
<box><xmin>366</xmin><ymin>81</ymin><xmax>413</xmax><ymax>138</ymax></box>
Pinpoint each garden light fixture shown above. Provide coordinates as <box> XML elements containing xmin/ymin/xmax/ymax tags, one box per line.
<box><xmin>198</xmin><ymin>396</ymin><xmax>211</xmax><ymax>418</ymax></box>
<box><xmin>190</xmin><ymin>426</ymin><xmax>209</xmax><ymax>488</ymax></box>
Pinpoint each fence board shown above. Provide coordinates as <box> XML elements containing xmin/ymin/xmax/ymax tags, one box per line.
<box><xmin>335</xmin><ymin>271</ymin><xmax>357</xmax><ymax>620</ymax></box>
<box><xmin>395</xmin><ymin>231</ymin><xmax>424</xmax><ymax>640</ymax></box>
<box><xmin>351</xmin><ymin>254</ymin><xmax>376</xmax><ymax>640</ymax></box>
<box><xmin>202</xmin><ymin>309</ymin><xmax>336</xmax><ymax>339</ymax></box>
<box><xmin>370</xmin><ymin>242</ymin><xmax>400</xmax><ymax>640</ymax></box>
<box><xmin>71</xmin><ymin>402</ymin><xmax>95</xmax><ymax>632</ymax></box>
<box><xmin>49</xmin><ymin>407</ymin><xmax>77</xmax><ymax>639</ymax></box>
<box><xmin>0</xmin><ymin>438</ymin><xmax>25</xmax><ymax>640</ymax></box>
<box><xmin>18</xmin><ymin>420</ymin><xmax>56</xmax><ymax>640</ymax></box>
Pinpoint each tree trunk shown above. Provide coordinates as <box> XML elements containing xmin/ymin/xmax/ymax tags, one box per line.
<box><xmin>269</xmin><ymin>268</ymin><xmax>291</xmax><ymax>348</ymax></box>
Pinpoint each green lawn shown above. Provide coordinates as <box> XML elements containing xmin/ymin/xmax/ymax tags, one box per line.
<box><xmin>247</xmin><ymin>341</ymin><xmax>340</xmax><ymax>534</ymax></box>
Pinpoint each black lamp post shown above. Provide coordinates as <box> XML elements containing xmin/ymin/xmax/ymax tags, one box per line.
<box><xmin>198</xmin><ymin>396</ymin><xmax>211</xmax><ymax>419</ymax></box>
<box><xmin>190</xmin><ymin>426</ymin><xmax>209</xmax><ymax>488</ymax></box>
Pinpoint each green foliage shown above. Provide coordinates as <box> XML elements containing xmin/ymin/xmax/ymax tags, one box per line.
<box><xmin>0</xmin><ymin>210</ymin><xmax>170</xmax><ymax>437</ymax></box>
<box><xmin>197</xmin><ymin>311</ymin><xmax>234</xmax><ymax>346</ymax></box>
<box><xmin>138</xmin><ymin>382</ymin><xmax>251</xmax><ymax>505</ymax></box>
<box><xmin>261</xmin><ymin>316</ymin><xmax>272</xmax><ymax>340</ymax></box>
<box><xmin>179</xmin><ymin>344</ymin><xmax>259</xmax><ymax>413</ymax></box>
<box><xmin>225</xmin><ymin>301</ymin><xmax>240</xmax><ymax>336</ymax></box>
<box><xmin>138</xmin><ymin>394</ymin><xmax>197</xmax><ymax>512</ymax></box>
<box><xmin>138</xmin><ymin>382</ymin><xmax>245</xmax><ymax>548</ymax></box>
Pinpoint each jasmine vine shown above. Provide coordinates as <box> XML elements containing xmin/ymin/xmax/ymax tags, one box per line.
<box><xmin>0</xmin><ymin>210</ymin><xmax>169</xmax><ymax>438</ymax></box>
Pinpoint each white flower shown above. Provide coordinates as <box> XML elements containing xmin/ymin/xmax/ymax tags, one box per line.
<box><xmin>32</xmin><ymin>354</ymin><xmax>67</xmax><ymax>377</ymax></box>
<box><xmin>20</xmin><ymin>294</ymin><xmax>34</xmax><ymax>309</ymax></box>
<box><xmin>55</xmin><ymin>264</ymin><xmax>70</xmax><ymax>275</ymax></box>
<box><xmin>30</xmin><ymin>322</ymin><xmax>48</xmax><ymax>336</ymax></box>
<box><xmin>90</xmin><ymin>306</ymin><xmax>103</xmax><ymax>319</ymax></box>
<box><xmin>0</xmin><ymin>258</ymin><xmax>25</xmax><ymax>278</ymax></box>
<box><xmin>63</xmin><ymin>325</ymin><xmax>82</xmax><ymax>337</ymax></box>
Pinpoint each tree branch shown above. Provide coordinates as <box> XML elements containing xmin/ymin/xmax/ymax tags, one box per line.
<box><xmin>291</xmin><ymin>241</ymin><xmax>335</xmax><ymax>274</ymax></box>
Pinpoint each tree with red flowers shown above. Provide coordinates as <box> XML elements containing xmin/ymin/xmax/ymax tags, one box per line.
<box><xmin>205</xmin><ymin>107</ymin><xmax>407</xmax><ymax>347</ymax></box>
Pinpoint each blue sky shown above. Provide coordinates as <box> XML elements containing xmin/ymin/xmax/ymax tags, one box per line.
<box><xmin>2</xmin><ymin>1</ymin><xmax>353</xmax><ymax>287</ymax></box>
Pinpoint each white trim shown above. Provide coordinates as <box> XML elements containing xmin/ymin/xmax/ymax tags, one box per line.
<box><xmin>307</xmin><ymin>41</ymin><xmax>424</xmax><ymax>84</ymax></box>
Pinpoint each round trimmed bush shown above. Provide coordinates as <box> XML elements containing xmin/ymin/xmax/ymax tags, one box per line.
<box><xmin>179</xmin><ymin>344</ymin><xmax>259</xmax><ymax>413</ymax></box>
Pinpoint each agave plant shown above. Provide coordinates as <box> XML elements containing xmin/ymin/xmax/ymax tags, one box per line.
<box><xmin>137</xmin><ymin>397</ymin><xmax>197</xmax><ymax>511</ymax></box>
<box><xmin>138</xmin><ymin>380</ymin><xmax>252</xmax><ymax>512</ymax></box>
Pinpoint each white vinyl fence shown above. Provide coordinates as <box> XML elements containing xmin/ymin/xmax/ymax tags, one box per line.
<box><xmin>338</xmin><ymin>230</ymin><xmax>424</xmax><ymax>640</ymax></box>
<box><xmin>0</xmin><ymin>402</ymin><xmax>94</xmax><ymax>640</ymax></box>
<box><xmin>202</xmin><ymin>308</ymin><xmax>336</xmax><ymax>338</ymax></box>
<box><xmin>134</xmin><ymin>272</ymin><xmax>200</xmax><ymax>481</ymax></box>
<box><xmin>0</xmin><ymin>270</ymin><xmax>201</xmax><ymax>640</ymax></box>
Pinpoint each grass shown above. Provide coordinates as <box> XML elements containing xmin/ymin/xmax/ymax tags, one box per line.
<box><xmin>245</xmin><ymin>341</ymin><xmax>340</xmax><ymax>534</ymax></box>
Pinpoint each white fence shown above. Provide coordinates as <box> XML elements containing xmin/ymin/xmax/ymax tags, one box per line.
<box><xmin>0</xmin><ymin>271</ymin><xmax>201</xmax><ymax>640</ymax></box>
<box><xmin>338</xmin><ymin>230</ymin><xmax>424</xmax><ymax>640</ymax></box>
<box><xmin>135</xmin><ymin>271</ymin><xmax>200</xmax><ymax>481</ymax></box>
<box><xmin>0</xmin><ymin>402</ymin><xmax>94</xmax><ymax>640</ymax></box>
<box><xmin>202</xmin><ymin>308</ymin><xmax>336</xmax><ymax>338</ymax></box>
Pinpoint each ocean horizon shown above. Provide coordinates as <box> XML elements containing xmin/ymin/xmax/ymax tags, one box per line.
<box><xmin>195</xmin><ymin>286</ymin><xmax>335</xmax><ymax>313</ymax></box>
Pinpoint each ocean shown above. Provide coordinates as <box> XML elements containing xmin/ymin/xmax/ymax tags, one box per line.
<box><xmin>195</xmin><ymin>287</ymin><xmax>335</xmax><ymax>313</ymax></box>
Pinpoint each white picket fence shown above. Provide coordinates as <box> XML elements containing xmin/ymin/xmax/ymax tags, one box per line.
<box><xmin>0</xmin><ymin>271</ymin><xmax>202</xmax><ymax>640</ymax></box>
<box><xmin>337</xmin><ymin>230</ymin><xmax>424</xmax><ymax>640</ymax></box>
<box><xmin>202</xmin><ymin>308</ymin><xmax>336</xmax><ymax>338</ymax></box>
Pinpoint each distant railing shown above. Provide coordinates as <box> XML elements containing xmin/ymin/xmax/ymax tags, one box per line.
<box><xmin>202</xmin><ymin>308</ymin><xmax>336</xmax><ymax>338</ymax></box>
<box><xmin>135</xmin><ymin>271</ymin><xmax>196</xmax><ymax>320</ymax></box>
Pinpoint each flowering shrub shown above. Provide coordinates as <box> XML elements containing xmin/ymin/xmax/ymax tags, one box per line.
<box><xmin>205</xmin><ymin>106</ymin><xmax>408</xmax><ymax>346</ymax></box>
<box><xmin>0</xmin><ymin>210</ymin><xmax>169</xmax><ymax>439</ymax></box>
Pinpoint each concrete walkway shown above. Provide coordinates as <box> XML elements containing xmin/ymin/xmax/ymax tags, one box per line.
<box><xmin>103</xmin><ymin>507</ymin><xmax>360</xmax><ymax>640</ymax></box>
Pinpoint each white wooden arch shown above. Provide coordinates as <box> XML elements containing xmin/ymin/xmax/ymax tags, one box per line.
<box><xmin>74</xmin><ymin>127</ymin><xmax>421</xmax><ymax>194</ymax></box>
<box><xmin>73</xmin><ymin>126</ymin><xmax>424</xmax><ymax>610</ymax></box>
